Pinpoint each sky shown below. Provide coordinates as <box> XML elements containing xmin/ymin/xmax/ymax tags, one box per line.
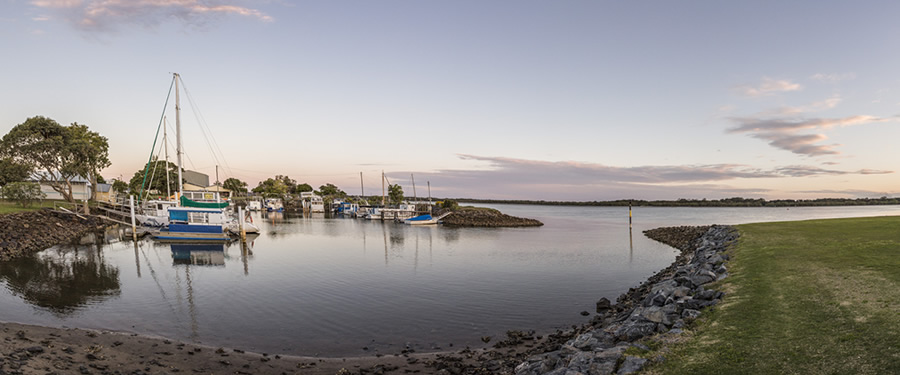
<box><xmin>2</xmin><ymin>0</ymin><xmax>900</xmax><ymax>201</ymax></box>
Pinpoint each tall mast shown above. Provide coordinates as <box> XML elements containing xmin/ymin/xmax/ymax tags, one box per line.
<box><xmin>174</xmin><ymin>73</ymin><xmax>184</xmax><ymax>205</ymax></box>
<box><xmin>164</xmin><ymin>116</ymin><xmax>171</xmax><ymax>199</ymax></box>
<box><xmin>215</xmin><ymin>165</ymin><xmax>220</xmax><ymax>203</ymax></box>
<box><xmin>360</xmin><ymin>172</ymin><xmax>364</xmax><ymax>198</ymax></box>
<box><xmin>381</xmin><ymin>170</ymin><xmax>385</xmax><ymax>206</ymax></box>
<box><xmin>411</xmin><ymin>174</ymin><xmax>417</xmax><ymax>202</ymax></box>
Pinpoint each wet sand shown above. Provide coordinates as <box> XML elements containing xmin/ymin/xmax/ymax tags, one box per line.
<box><xmin>0</xmin><ymin>321</ymin><xmax>429</xmax><ymax>374</ymax></box>
<box><xmin>1</xmin><ymin>321</ymin><xmax>571</xmax><ymax>374</ymax></box>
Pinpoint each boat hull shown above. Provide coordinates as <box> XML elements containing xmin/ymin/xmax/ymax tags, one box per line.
<box><xmin>153</xmin><ymin>231</ymin><xmax>231</xmax><ymax>242</ymax></box>
<box><xmin>153</xmin><ymin>224</ymin><xmax>230</xmax><ymax>242</ymax></box>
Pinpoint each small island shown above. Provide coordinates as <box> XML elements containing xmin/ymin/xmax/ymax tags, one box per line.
<box><xmin>437</xmin><ymin>206</ymin><xmax>543</xmax><ymax>227</ymax></box>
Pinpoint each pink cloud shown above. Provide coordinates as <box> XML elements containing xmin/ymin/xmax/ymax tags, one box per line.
<box><xmin>30</xmin><ymin>0</ymin><xmax>272</xmax><ymax>32</ymax></box>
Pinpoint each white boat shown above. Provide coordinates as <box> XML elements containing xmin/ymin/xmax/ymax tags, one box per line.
<box><xmin>364</xmin><ymin>207</ymin><xmax>383</xmax><ymax>220</ymax></box>
<box><xmin>300</xmin><ymin>192</ymin><xmax>325</xmax><ymax>213</ymax></box>
<box><xmin>153</xmin><ymin>203</ymin><xmax>230</xmax><ymax>242</ymax></box>
<box><xmin>149</xmin><ymin>73</ymin><xmax>231</xmax><ymax>243</ymax></box>
<box><xmin>247</xmin><ymin>200</ymin><xmax>262</xmax><ymax>211</ymax></box>
<box><xmin>135</xmin><ymin>199</ymin><xmax>178</xmax><ymax>227</ymax></box>
<box><xmin>265</xmin><ymin>198</ymin><xmax>284</xmax><ymax>212</ymax></box>
<box><xmin>380</xmin><ymin>203</ymin><xmax>418</xmax><ymax>220</ymax></box>
<box><xmin>226</xmin><ymin>210</ymin><xmax>260</xmax><ymax>235</ymax></box>
<box><xmin>335</xmin><ymin>201</ymin><xmax>359</xmax><ymax>216</ymax></box>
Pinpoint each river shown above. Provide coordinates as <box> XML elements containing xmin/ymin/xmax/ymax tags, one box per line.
<box><xmin>1</xmin><ymin>204</ymin><xmax>898</xmax><ymax>356</ymax></box>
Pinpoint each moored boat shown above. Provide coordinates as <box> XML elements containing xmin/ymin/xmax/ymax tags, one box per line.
<box><xmin>265</xmin><ymin>198</ymin><xmax>284</xmax><ymax>212</ymax></box>
<box><xmin>403</xmin><ymin>212</ymin><xmax>451</xmax><ymax>225</ymax></box>
<box><xmin>153</xmin><ymin>206</ymin><xmax>231</xmax><ymax>242</ymax></box>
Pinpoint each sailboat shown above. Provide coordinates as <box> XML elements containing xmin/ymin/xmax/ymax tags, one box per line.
<box><xmin>152</xmin><ymin>73</ymin><xmax>231</xmax><ymax>242</ymax></box>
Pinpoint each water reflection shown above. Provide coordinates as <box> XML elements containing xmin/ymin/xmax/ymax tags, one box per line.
<box><xmin>170</xmin><ymin>244</ymin><xmax>226</xmax><ymax>266</ymax></box>
<box><xmin>0</xmin><ymin>243</ymin><xmax>121</xmax><ymax>315</ymax></box>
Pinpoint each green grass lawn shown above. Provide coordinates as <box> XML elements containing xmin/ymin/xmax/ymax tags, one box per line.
<box><xmin>649</xmin><ymin>216</ymin><xmax>900</xmax><ymax>375</ymax></box>
<box><xmin>0</xmin><ymin>200</ymin><xmax>82</xmax><ymax>214</ymax></box>
<box><xmin>0</xmin><ymin>200</ymin><xmax>43</xmax><ymax>214</ymax></box>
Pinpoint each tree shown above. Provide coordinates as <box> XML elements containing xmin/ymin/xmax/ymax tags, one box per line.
<box><xmin>0</xmin><ymin>158</ymin><xmax>30</xmax><ymax>186</ymax></box>
<box><xmin>318</xmin><ymin>183</ymin><xmax>346</xmax><ymax>197</ymax></box>
<box><xmin>388</xmin><ymin>184</ymin><xmax>404</xmax><ymax>206</ymax></box>
<box><xmin>441</xmin><ymin>199</ymin><xmax>459</xmax><ymax>211</ymax></box>
<box><xmin>276</xmin><ymin>175</ymin><xmax>297</xmax><ymax>193</ymax></box>
<box><xmin>67</xmin><ymin>123</ymin><xmax>111</xmax><ymax>201</ymax></box>
<box><xmin>128</xmin><ymin>158</ymin><xmax>181</xmax><ymax>198</ymax></box>
<box><xmin>0</xmin><ymin>116</ymin><xmax>110</xmax><ymax>203</ymax></box>
<box><xmin>252</xmin><ymin>175</ymin><xmax>295</xmax><ymax>198</ymax></box>
<box><xmin>1</xmin><ymin>182</ymin><xmax>45</xmax><ymax>207</ymax></box>
<box><xmin>223</xmin><ymin>177</ymin><xmax>248</xmax><ymax>194</ymax></box>
<box><xmin>294</xmin><ymin>183</ymin><xmax>313</xmax><ymax>194</ymax></box>
<box><xmin>111</xmin><ymin>179</ymin><xmax>128</xmax><ymax>195</ymax></box>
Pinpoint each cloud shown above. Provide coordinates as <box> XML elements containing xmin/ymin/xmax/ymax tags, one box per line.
<box><xmin>727</xmin><ymin>115</ymin><xmax>882</xmax><ymax>134</ymax></box>
<box><xmin>388</xmin><ymin>155</ymin><xmax>890</xmax><ymax>201</ymax></box>
<box><xmin>734</xmin><ymin>77</ymin><xmax>801</xmax><ymax>97</ymax></box>
<box><xmin>810</xmin><ymin>72</ymin><xmax>856</xmax><ymax>83</ymax></box>
<box><xmin>727</xmin><ymin>114</ymin><xmax>890</xmax><ymax>157</ymax></box>
<box><xmin>766</xmin><ymin>96</ymin><xmax>842</xmax><ymax>116</ymax></box>
<box><xmin>774</xmin><ymin>165</ymin><xmax>890</xmax><ymax>177</ymax></box>
<box><xmin>751</xmin><ymin>133</ymin><xmax>839</xmax><ymax>156</ymax></box>
<box><xmin>30</xmin><ymin>0</ymin><xmax>272</xmax><ymax>32</ymax></box>
<box><xmin>797</xmin><ymin>189</ymin><xmax>899</xmax><ymax>198</ymax></box>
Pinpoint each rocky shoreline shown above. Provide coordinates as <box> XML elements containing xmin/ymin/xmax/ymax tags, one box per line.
<box><xmin>512</xmin><ymin>225</ymin><xmax>738</xmax><ymax>375</ymax></box>
<box><xmin>410</xmin><ymin>225</ymin><xmax>738</xmax><ymax>375</ymax></box>
<box><xmin>438</xmin><ymin>207</ymin><xmax>544</xmax><ymax>227</ymax></box>
<box><xmin>0</xmin><ymin>210</ymin><xmax>109</xmax><ymax>261</ymax></box>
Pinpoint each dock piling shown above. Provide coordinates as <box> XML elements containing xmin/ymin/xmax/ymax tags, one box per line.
<box><xmin>129</xmin><ymin>195</ymin><xmax>138</xmax><ymax>242</ymax></box>
<box><xmin>239</xmin><ymin>206</ymin><xmax>247</xmax><ymax>242</ymax></box>
<box><xmin>628</xmin><ymin>200</ymin><xmax>633</xmax><ymax>229</ymax></box>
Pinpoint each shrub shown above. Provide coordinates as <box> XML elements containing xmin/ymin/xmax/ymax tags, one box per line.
<box><xmin>1</xmin><ymin>182</ymin><xmax>45</xmax><ymax>207</ymax></box>
<box><xmin>441</xmin><ymin>199</ymin><xmax>459</xmax><ymax>210</ymax></box>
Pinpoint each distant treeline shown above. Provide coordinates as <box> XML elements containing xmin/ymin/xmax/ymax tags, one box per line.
<box><xmin>449</xmin><ymin>196</ymin><xmax>900</xmax><ymax>207</ymax></box>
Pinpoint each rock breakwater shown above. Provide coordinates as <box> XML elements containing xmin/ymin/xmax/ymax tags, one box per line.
<box><xmin>511</xmin><ymin>224</ymin><xmax>738</xmax><ymax>375</ymax></box>
<box><xmin>0</xmin><ymin>210</ymin><xmax>107</xmax><ymax>261</ymax></box>
<box><xmin>439</xmin><ymin>207</ymin><xmax>543</xmax><ymax>227</ymax></box>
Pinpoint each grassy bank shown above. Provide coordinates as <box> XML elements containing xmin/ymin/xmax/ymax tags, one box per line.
<box><xmin>0</xmin><ymin>201</ymin><xmax>43</xmax><ymax>214</ymax></box>
<box><xmin>0</xmin><ymin>200</ymin><xmax>83</xmax><ymax>215</ymax></box>
<box><xmin>649</xmin><ymin>216</ymin><xmax>899</xmax><ymax>374</ymax></box>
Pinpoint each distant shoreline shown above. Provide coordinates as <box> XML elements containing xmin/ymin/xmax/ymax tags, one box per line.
<box><xmin>452</xmin><ymin>196</ymin><xmax>900</xmax><ymax>208</ymax></box>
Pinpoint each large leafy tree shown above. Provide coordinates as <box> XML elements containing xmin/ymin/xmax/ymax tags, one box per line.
<box><xmin>388</xmin><ymin>184</ymin><xmax>404</xmax><ymax>206</ymax></box>
<box><xmin>0</xmin><ymin>116</ymin><xmax>110</xmax><ymax>202</ymax></box>
<box><xmin>128</xmin><ymin>158</ymin><xmax>181</xmax><ymax>199</ymax></box>
<box><xmin>252</xmin><ymin>175</ymin><xmax>296</xmax><ymax>198</ymax></box>
<box><xmin>318</xmin><ymin>183</ymin><xmax>345</xmax><ymax>197</ymax></box>
<box><xmin>223</xmin><ymin>177</ymin><xmax>248</xmax><ymax>194</ymax></box>
<box><xmin>315</xmin><ymin>183</ymin><xmax>346</xmax><ymax>205</ymax></box>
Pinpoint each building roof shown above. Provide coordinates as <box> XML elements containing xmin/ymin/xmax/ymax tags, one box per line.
<box><xmin>29</xmin><ymin>171</ymin><xmax>90</xmax><ymax>184</ymax></box>
<box><xmin>183</xmin><ymin>170</ymin><xmax>209</xmax><ymax>187</ymax></box>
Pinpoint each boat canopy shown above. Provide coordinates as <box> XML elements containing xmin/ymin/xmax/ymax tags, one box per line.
<box><xmin>180</xmin><ymin>195</ymin><xmax>229</xmax><ymax>209</ymax></box>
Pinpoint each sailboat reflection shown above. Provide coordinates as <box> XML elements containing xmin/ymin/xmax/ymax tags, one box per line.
<box><xmin>170</xmin><ymin>243</ymin><xmax>226</xmax><ymax>266</ymax></box>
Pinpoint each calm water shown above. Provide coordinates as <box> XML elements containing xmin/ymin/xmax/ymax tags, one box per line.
<box><xmin>1</xmin><ymin>204</ymin><xmax>899</xmax><ymax>356</ymax></box>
